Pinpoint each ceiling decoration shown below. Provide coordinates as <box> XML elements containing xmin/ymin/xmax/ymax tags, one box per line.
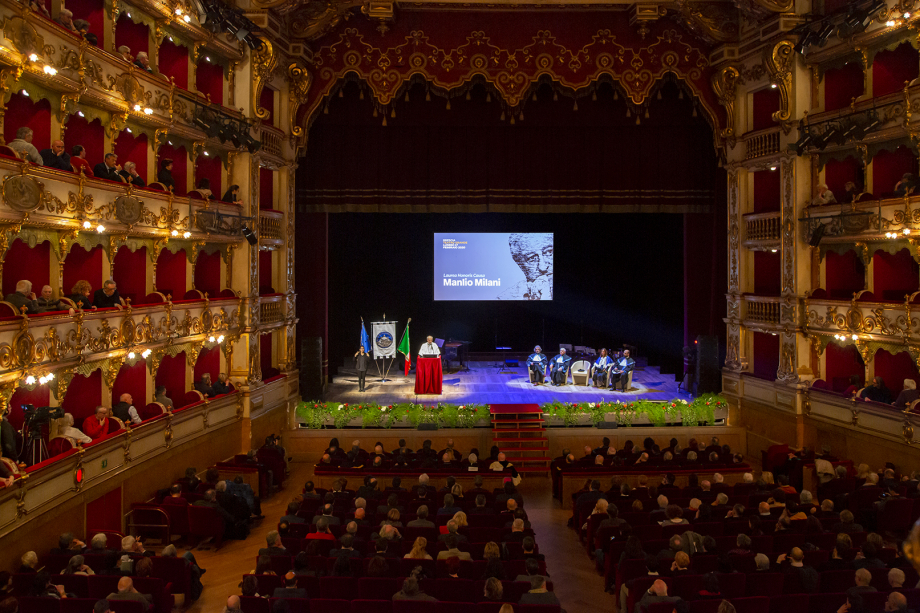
<box><xmin>674</xmin><ymin>0</ymin><xmax>740</xmax><ymax>43</ymax></box>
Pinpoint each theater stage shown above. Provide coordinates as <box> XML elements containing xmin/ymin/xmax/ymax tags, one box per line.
<box><xmin>325</xmin><ymin>359</ymin><xmax>688</xmax><ymax>405</ymax></box>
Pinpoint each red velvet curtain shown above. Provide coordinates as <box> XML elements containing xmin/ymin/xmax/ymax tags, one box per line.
<box><xmin>195</xmin><ymin>154</ymin><xmax>222</xmax><ymax>193</ymax></box>
<box><xmin>824</xmin><ymin>156</ymin><xmax>861</xmax><ymax>196</ymax></box>
<box><xmin>873</xmin><ymin>146</ymin><xmax>918</xmax><ymax>198</ymax></box>
<box><xmin>260</xmin><ymin>167</ymin><xmax>274</xmax><ymax>210</ymax></box>
<box><xmin>62</xmin><ymin>370</ymin><xmax>103</xmax><ymax>421</ymax></box>
<box><xmin>194</xmin><ymin>251</ymin><xmax>221</xmax><ymax>296</ymax></box>
<box><xmin>825</xmin><ymin>250</ymin><xmax>865</xmax><ymax>299</ymax></box>
<box><xmin>751</xmin><ymin>89</ymin><xmax>780</xmax><ymax>133</ymax></box>
<box><xmin>65</xmin><ymin>115</ymin><xmax>105</xmax><ymax>168</ymax></box>
<box><xmin>875</xmin><ymin>350</ymin><xmax>920</xmax><ymax>396</ymax></box>
<box><xmin>112</xmin><ymin>361</ymin><xmax>147</xmax><ymax>408</ymax></box>
<box><xmin>260</xmin><ymin>332</ymin><xmax>274</xmax><ymax>376</ymax></box>
<box><xmin>155</xmin><ymin>353</ymin><xmax>186</xmax><ymax>406</ymax></box>
<box><xmin>86</xmin><ymin>487</ymin><xmax>122</xmax><ymax>533</ymax></box>
<box><xmin>752</xmin><ymin>331</ymin><xmax>779</xmax><ymax>381</ymax></box>
<box><xmin>260</xmin><ymin>87</ymin><xmax>275</xmax><ymax>127</ymax></box>
<box><xmin>196</xmin><ymin>60</ymin><xmax>224</xmax><ymax>106</ymax></box>
<box><xmin>156</xmin><ymin>249</ymin><xmax>186</xmax><ymax>299</ymax></box>
<box><xmin>824</xmin><ymin>62</ymin><xmax>864</xmax><ymax>112</ymax></box>
<box><xmin>4</xmin><ymin>93</ymin><xmax>52</xmax><ymax>152</ymax></box>
<box><xmin>753</xmin><ymin>251</ymin><xmax>782</xmax><ymax>296</ymax></box>
<box><xmin>157</xmin><ymin>143</ymin><xmax>187</xmax><ymax>194</ymax></box>
<box><xmin>113</xmin><ymin>131</ymin><xmax>148</xmax><ymax>184</ymax></box>
<box><xmin>872</xmin><ymin>43</ymin><xmax>919</xmax><ymax>98</ymax></box>
<box><xmin>7</xmin><ymin>387</ymin><xmax>51</xmax><ymax>429</ymax></box>
<box><xmin>825</xmin><ymin>343</ymin><xmax>864</xmax><ymax>391</ymax></box>
<box><xmin>63</xmin><ymin>245</ymin><xmax>103</xmax><ymax>297</ymax></box>
<box><xmin>158</xmin><ymin>40</ymin><xmax>188</xmax><ymax>89</ymax></box>
<box><xmin>113</xmin><ymin>246</ymin><xmax>147</xmax><ymax>305</ymax></box>
<box><xmin>193</xmin><ymin>346</ymin><xmax>220</xmax><ymax>383</ymax></box>
<box><xmin>752</xmin><ymin>170</ymin><xmax>781</xmax><ymax>214</ymax></box>
<box><xmin>873</xmin><ymin>248</ymin><xmax>919</xmax><ymax>301</ymax></box>
<box><xmin>114</xmin><ymin>16</ymin><xmax>148</xmax><ymax>56</ymax></box>
<box><xmin>259</xmin><ymin>251</ymin><xmax>273</xmax><ymax>294</ymax></box>
<box><xmin>3</xmin><ymin>240</ymin><xmax>50</xmax><ymax>299</ymax></box>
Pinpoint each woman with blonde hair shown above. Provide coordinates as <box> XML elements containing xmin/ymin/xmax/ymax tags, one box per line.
<box><xmin>452</xmin><ymin>511</ymin><xmax>468</xmax><ymax>529</ymax></box>
<box><xmin>631</xmin><ymin>499</ymin><xmax>644</xmax><ymax>512</ymax></box>
<box><xmin>498</xmin><ymin>605</ymin><xmax>515</xmax><ymax>613</ymax></box>
<box><xmin>761</xmin><ymin>471</ymin><xmax>775</xmax><ymax>486</ymax></box>
<box><xmin>482</xmin><ymin>577</ymin><xmax>504</xmax><ymax>602</ymax></box>
<box><xmin>404</xmin><ymin>537</ymin><xmax>432</xmax><ymax>560</ymax></box>
<box><xmin>451</xmin><ymin>483</ymin><xmax>464</xmax><ymax>499</ymax></box>
<box><xmin>381</xmin><ymin>508</ymin><xmax>402</xmax><ymax>528</ymax></box>
<box><xmin>483</xmin><ymin>541</ymin><xmax>501</xmax><ymax>560</ymax></box>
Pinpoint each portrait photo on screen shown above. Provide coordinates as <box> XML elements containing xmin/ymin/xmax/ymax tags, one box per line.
<box><xmin>433</xmin><ymin>232</ymin><xmax>553</xmax><ymax>301</ymax></box>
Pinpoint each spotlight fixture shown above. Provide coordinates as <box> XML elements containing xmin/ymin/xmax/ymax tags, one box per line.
<box><xmin>241</xmin><ymin>224</ymin><xmax>257</xmax><ymax>245</ymax></box>
<box><xmin>82</xmin><ymin>221</ymin><xmax>91</xmax><ymax>229</ymax></box>
<box><xmin>141</xmin><ymin>349</ymin><xmax>151</xmax><ymax>359</ymax></box>
<box><xmin>43</xmin><ymin>65</ymin><xmax>57</xmax><ymax>75</ymax></box>
<box><xmin>28</xmin><ymin>53</ymin><xmax>38</xmax><ymax>62</ymax></box>
<box><xmin>809</xmin><ymin>223</ymin><xmax>826</xmax><ymax>247</ymax></box>
<box><xmin>171</xmin><ymin>229</ymin><xmax>179</xmax><ymax>237</ymax></box>
<box><xmin>96</xmin><ymin>224</ymin><xmax>105</xmax><ymax>233</ymax></box>
<box><xmin>183</xmin><ymin>231</ymin><xmax>191</xmax><ymax>238</ymax></box>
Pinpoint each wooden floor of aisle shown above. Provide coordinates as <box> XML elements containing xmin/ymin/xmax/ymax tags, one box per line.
<box><xmin>183</xmin><ymin>461</ymin><xmax>613</xmax><ymax>613</ymax></box>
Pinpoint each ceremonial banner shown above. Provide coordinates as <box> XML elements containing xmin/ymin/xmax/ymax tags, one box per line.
<box><xmin>371</xmin><ymin>322</ymin><xmax>397</xmax><ymax>358</ymax></box>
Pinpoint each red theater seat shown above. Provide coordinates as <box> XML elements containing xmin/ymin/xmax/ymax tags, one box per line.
<box><xmin>187</xmin><ymin>504</ymin><xmax>225</xmax><ymax>550</ymax></box>
<box><xmin>140</xmin><ymin>402</ymin><xmax>167</xmax><ymax>420</ymax></box>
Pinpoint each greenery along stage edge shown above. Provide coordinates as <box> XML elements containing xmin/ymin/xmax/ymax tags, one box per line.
<box><xmin>295</xmin><ymin>396</ymin><xmax>727</xmax><ymax>429</ymax></box>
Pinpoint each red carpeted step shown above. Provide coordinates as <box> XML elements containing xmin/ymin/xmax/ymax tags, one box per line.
<box><xmin>499</xmin><ymin>446</ymin><xmax>550</xmax><ymax>452</ymax></box>
<box><xmin>491</xmin><ymin>428</ymin><xmax>546</xmax><ymax>434</ymax></box>
<box><xmin>492</xmin><ymin>436</ymin><xmax>549</xmax><ymax>442</ymax></box>
<box><xmin>489</xmin><ymin>403</ymin><xmax>543</xmax><ymax>414</ymax></box>
<box><xmin>491</xmin><ymin>418</ymin><xmax>545</xmax><ymax>423</ymax></box>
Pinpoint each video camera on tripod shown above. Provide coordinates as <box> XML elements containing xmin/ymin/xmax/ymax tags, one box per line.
<box><xmin>20</xmin><ymin>404</ymin><xmax>64</xmax><ymax>466</ymax></box>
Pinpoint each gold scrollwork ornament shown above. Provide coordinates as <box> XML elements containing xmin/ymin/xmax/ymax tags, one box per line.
<box><xmin>1</xmin><ymin>174</ymin><xmax>43</xmax><ymax>213</ymax></box>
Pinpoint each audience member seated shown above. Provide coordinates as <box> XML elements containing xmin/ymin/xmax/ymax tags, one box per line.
<box><xmin>635</xmin><ymin>579</ymin><xmax>681</xmax><ymax>613</ymax></box>
<box><xmin>194</xmin><ymin>488</ymin><xmax>248</xmax><ymax>539</ymax></box>
<box><xmin>4</xmin><ymin>280</ymin><xmax>39</xmax><ymax>314</ymax></box>
<box><xmin>894</xmin><ymin>379</ymin><xmax>919</xmax><ymax>410</ymax></box>
<box><xmin>811</xmin><ymin>183</ymin><xmax>836</xmax><ymax>206</ymax></box>
<box><xmin>405</xmin><ymin>537</ymin><xmax>433</xmax><ymax>560</ymax></box>
<box><xmin>83</xmin><ymin>405</ymin><xmax>111</xmax><ymax>440</ymax></box>
<box><xmin>259</xmin><ymin>530</ymin><xmax>287</xmax><ymax>556</ymax></box>
<box><xmin>69</xmin><ymin>280</ymin><xmax>93</xmax><ymax>310</ymax></box>
<box><xmin>895</xmin><ymin>173</ymin><xmax>916</xmax><ymax>197</ymax></box>
<box><xmin>51</xmin><ymin>532</ymin><xmax>86</xmax><ymax>555</ymax></box>
<box><xmin>56</xmin><ymin>413</ymin><xmax>91</xmax><ymax>445</ymax></box>
<box><xmin>157</xmin><ymin>158</ymin><xmax>175</xmax><ymax>191</ymax></box>
<box><xmin>119</xmin><ymin>161</ymin><xmax>146</xmax><ymax>187</ymax></box>
<box><xmin>195</xmin><ymin>178</ymin><xmax>215</xmax><ymax>199</ymax></box>
<box><xmin>520</xmin><ymin>575</ymin><xmax>562</xmax><ymax>607</ymax></box>
<box><xmin>154</xmin><ymin>385</ymin><xmax>174</xmax><ymax>410</ymax></box>
<box><xmin>112</xmin><ymin>393</ymin><xmax>142</xmax><ymax>425</ymax></box>
<box><xmin>40</xmin><ymin>140</ymin><xmax>70</xmax><ymax>170</ymax></box>
<box><xmin>70</xmin><ymin>146</ymin><xmax>94</xmax><ymax>176</ymax></box>
<box><xmin>393</xmin><ymin>576</ymin><xmax>437</xmax><ymax>601</ymax></box>
<box><xmin>93</xmin><ymin>153</ymin><xmax>121</xmax><ymax>182</ymax></box>
<box><xmin>162</xmin><ymin>484</ymin><xmax>187</xmax><ymax>505</ymax></box>
<box><xmin>93</xmin><ymin>280</ymin><xmax>124</xmax><ymax>308</ymax></box>
<box><xmin>36</xmin><ymin>285</ymin><xmax>64</xmax><ymax>312</ymax></box>
<box><xmin>116</xmin><ymin>45</ymin><xmax>133</xmax><ymax>62</ymax></box>
<box><xmin>212</xmin><ymin>373</ymin><xmax>232</xmax><ymax>395</ymax></box>
<box><xmin>106</xmin><ymin>577</ymin><xmax>152</xmax><ymax>607</ymax></box>
<box><xmin>56</xmin><ymin>8</ymin><xmax>77</xmax><ymax>31</ymax></box>
<box><xmin>7</xmin><ymin>127</ymin><xmax>42</xmax><ymax>165</ymax></box>
<box><xmin>134</xmin><ymin>51</ymin><xmax>153</xmax><ymax>73</ymax></box>
<box><xmin>273</xmin><ymin>572</ymin><xmax>307</xmax><ymax>599</ymax></box>
<box><xmin>223</xmin><ymin>184</ymin><xmax>243</xmax><ymax>204</ymax></box>
<box><xmin>29</xmin><ymin>0</ymin><xmax>50</xmax><ymax>18</ymax></box>
<box><xmin>437</xmin><ymin>534</ymin><xmax>471</xmax><ymax>560</ymax></box>
<box><xmin>862</xmin><ymin>377</ymin><xmax>892</xmax><ymax>403</ymax></box>
<box><xmin>195</xmin><ymin>373</ymin><xmax>215</xmax><ymax>397</ymax></box>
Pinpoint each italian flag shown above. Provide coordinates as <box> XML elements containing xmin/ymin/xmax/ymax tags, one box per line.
<box><xmin>396</xmin><ymin>320</ymin><xmax>411</xmax><ymax>376</ymax></box>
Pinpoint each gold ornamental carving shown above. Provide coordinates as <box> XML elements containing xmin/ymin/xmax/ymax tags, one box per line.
<box><xmin>765</xmin><ymin>40</ymin><xmax>795</xmax><ymax>127</ymax></box>
<box><xmin>2</xmin><ymin>174</ymin><xmax>43</xmax><ymax>213</ymax></box>
<box><xmin>251</xmin><ymin>38</ymin><xmax>277</xmax><ymax>121</ymax></box>
<box><xmin>113</xmin><ymin>72</ymin><xmax>148</xmax><ymax>107</ymax></box>
<box><xmin>288</xmin><ymin>63</ymin><xmax>312</xmax><ymax>140</ymax></box>
<box><xmin>113</xmin><ymin>195</ymin><xmax>145</xmax><ymax>226</ymax></box>
<box><xmin>675</xmin><ymin>0</ymin><xmax>738</xmax><ymax>44</ymax></box>
<box><xmin>289</xmin><ymin>0</ymin><xmax>363</xmax><ymax>40</ymax></box>
<box><xmin>2</xmin><ymin>14</ymin><xmax>44</xmax><ymax>57</ymax></box>
<box><xmin>711</xmin><ymin>66</ymin><xmax>740</xmax><ymax>147</ymax></box>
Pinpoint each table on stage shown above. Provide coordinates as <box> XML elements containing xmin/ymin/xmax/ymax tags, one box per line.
<box><xmin>415</xmin><ymin>357</ymin><xmax>443</xmax><ymax>394</ymax></box>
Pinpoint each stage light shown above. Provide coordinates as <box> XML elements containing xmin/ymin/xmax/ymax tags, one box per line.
<box><xmin>171</xmin><ymin>229</ymin><xmax>179</xmax><ymax>237</ymax></box>
<box><xmin>96</xmin><ymin>224</ymin><xmax>105</xmax><ymax>233</ymax></box>
<box><xmin>887</xmin><ymin>19</ymin><xmax>896</xmax><ymax>26</ymax></box>
<box><xmin>126</xmin><ymin>128</ymin><xmax>132</xmax><ymax>133</ymax></box>
<box><xmin>906</xmin><ymin>12</ymin><xmax>912</xmax><ymax>18</ymax></box>
<box><xmin>241</xmin><ymin>224</ymin><xmax>257</xmax><ymax>245</ymax></box>
<box><xmin>82</xmin><ymin>221</ymin><xmax>91</xmax><ymax>229</ymax></box>
<box><xmin>25</xmin><ymin>375</ymin><xmax>35</xmax><ymax>385</ymax></box>
<box><xmin>770</xmin><ymin>165</ymin><xmax>777</xmax><ymax>171</ymax></box>
<box><xmin>771</xmin><ymin>249</ymin><xmax>778</xmax><ymax>253</ymax></box>
<box><xmin>144</xmin><ymin>107</ymin><xmax>153</xmax><ymax>115</ymax></box>
<box><xmin>141</xmin><ymin>349</ymin><xmax>151</xmax><ymax>358</ymax></box>
<box><xmin>128</xmin><ymin>351</ymin><xmax>135</xmax><ymax>359</ymax></box>
<box><xmin>183</xmin><ymin>231</ymin><xmax>191</xmax><ymax>238</ymax></box>
<box><xmin>905</xmin><ymin>228</ymin><xmax>912</xmax><ymax>235</ymax></box>
<box><xmin>28</xmin><ymin>53</ymin><xmax>38</xmax><ymax>62</ymax></box>
<box><xmin>771</xmin><ymin>84</ymin><xmax>777</xmax><ymax>89</ymax></box>
<box><xmin>809</xmin><ymin>223</ymin><xmax>826</xmax><ymax>247</ymax></box>
<box><xmin>134</xmin><ymin>104</ymin><xmax>141</xmax><ymax>111</ymax></box>
<box><xmin>43</xmin><ymin>65</ymin><xmax>56</xmax><ymax>75</ymax></box>
<box><xmin>851</xmin><ymin>334</ymin><xmax>858</xmax><ymax>340</ymax></box>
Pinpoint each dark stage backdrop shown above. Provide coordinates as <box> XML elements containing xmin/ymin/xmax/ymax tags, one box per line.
<box><xmin>327</xmin><ymin>213</ymin><xmax>684</xmax><ymax>371</ymax></box>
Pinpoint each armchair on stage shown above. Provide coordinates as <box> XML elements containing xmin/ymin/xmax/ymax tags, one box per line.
<box><xmin>571</xmin><ymin>360</ymin><xmax>591</xmax><ymax>386</ymax></box>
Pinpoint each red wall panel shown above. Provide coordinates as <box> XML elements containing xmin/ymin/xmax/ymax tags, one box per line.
<box><xmin>751</xmin><ymin>88</ymin><xmax>780</xmax><ymax>133</ymax></box>
<box><xmin>155</xmin><ymin>352</ymin><xmax>186</xmax><ymax>407</ymax></box>
<box><xmin>113</xmin><ymin>131</ymin><xmax>148</xmax><ymax>184</ymax></box>
<box><xmin>194</xmin><ymin>346</ymin><xmax>220</xmax><ymax>383</ymax></box>
<box><xmin>195</xmin><ymin>153</ymin><xmax>222</xmax><ymax>194</ymax></box>
<box><xmin>112</xmin><ymin>361</ymin><xmax>147</xmax><ymax>409</ymax></box>
<box><xmin>260</xmin><ymin>167</ymin><xmax>274</xmax><ymax>210</ymax></box>
<box><xmin>113</xmin><ymin>246</ymin><xmax>147</xmax><ymax>306</ymax></box>
<box><xmin>196</xmin><ymin>60</ymin><xmax>223</xmax><ymax>106</ymax></box>
<box><xmin>86</xmin><ymin>487</ymin><xmax>123</xmax><ymax>533</ymax></box>
<box><xmin>752</xmin><ymin>169</ymin><xmax>781</xmax><ymax>214</ymax></box>
<box><xmin>753</xmin><ymin>251</ymin><xmax>781</xmax><ymax>296</ymax></box>
<box><xmin>64</xmin><ymin>114</ymin><xmax>105</xmax><ymax>169</ymax></box>
<box><xmin>7</xmin><ymin>386</ymin><xmax>51</xmax><ymax>430</ymax></box>
<box><xmin>825</xmin><ymin>342</ymin><xmax>864</xmax><ymax>392</ymax></box>
<box><xmin>3</xmin><ymin>240</ymin><xmax>51</xmax><ymax>299</ymax></box>
<box><xmin>62</xmin><ymin>369</ymin><xmax>103</xmax><ymax>422</ymax></box>
<box><xmin>158</xmin><ymin>39</ymin><xmax>188</xmax><ymax>90</ymax></box>
<box><xmin>824</xmin><ymin>156</ymin><xmax>861</xmax><ymax>197</ymax></box>
<box><xmin>63</xmin><ymin>245</ymin><xmax>103</xmax><ymax>298</ymax></box>
<box><xmin>873</xmin><ymin>248</ymin><xmax>919</xmax><ymax>301</ymax></box>
<box><xmin>752</xmin><ymin>331</ymin><xmax>779</xmax><ymax>381</ymax></box>
<box><xmin>825</xmin><ymin>250</ymin><xmax>865</xmax><ymax>300</ymax></box>
<box><xmin>4</xmin><ymin>93</ymin><xmax>51</xmax><ymax>152</ymax></box>
<box><xmin>156</xmin><ymin>249</ymin><xmax>186</xmax><ymax>299</ymax></box>
<box><xmin>824</xmin><ymin>62</ymin><xmax>864</xmax><ymax>112</ymax></box>
<box><xmin>260</xmin><ymin>332</ymin><xmax>273</xmax><ymax>376</ymax></box>
<box><xmin>872</xmin><ymin>43</ymin><xmax>919</xmax><ymax>98</ymax></box>
<box><xmin>873</xmin><ymin>146</ymin><xmax>918</xmax><ymax>198</ymax></box>
<box><xmin>114</xmin><ymin>16</ymin><xmax>148</xmax><ymax>56</ymax></box>
<box><xmin>194</xmin><ymin>251</ymin><xmax>221</xmax><ymax>297</ymax></box>
<box><xmin>260</xmin><ymin>87</ymin><xmax>275</xmax><ymax>127</ymax></box>
<box><xmin>875</xmin><ymin>349</ymin><xmax>920</xmax><ymax>397</ymax></box>
<box><xmin>157</xmin><ymin>143</ymin><xmax>187</xmax><ymax>195</ymax></box>
<box><xmin>259</xmin><ymin>250</ymin><xmax>273</xmax><ymax>294</ymax></box>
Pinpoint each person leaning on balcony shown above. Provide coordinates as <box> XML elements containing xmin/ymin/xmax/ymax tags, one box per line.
<box><xmin>92</xmin><ymin>280</ymin><xmax>124</xmax><ymax>309</ymax></box>
<box><xmin>894</xmin><ymin>379</ymin><xmax>920</xmax><ymax>410</ymax></box>
<box><xmin>222</xmin><ymin>184</ymin><xmax>243</xmax><ymax>204</ymax></box>
<box><xmin>158</xmin><ymin>158</ymin><xmax>176</xmax><ymax>192</ymax></box>
<box><xmin>40</xmin><ymin>140</ymin><xmax>71</xmax><ymax>171</ymax></box>
<box><xmin>154</xmin><ymin>386</ymin><xmax>173</xmax><ymax>410</ymax></box>
<box><xmin>57</xmin><ymin>413</ymin><xmax>92</xmax><ymax>445</ymax></box>
<box><xmin>4</xmin><ymin>280</ymin><xmax>40</xmax><ymax>314</ymax></box>
<box><xmin>195</xmin><ymin>373</ymin><xmax>215</xmax><ymax>397</ymax></box>
<box><xmin>93</xmin><ymin>153</ymin><xmax>122</xmax><ymax>182</ymax></box>
<box><xmin>119</xmin><ymin>161</ymin><xmax>145</xmax><ymax>187</ymax></box>
<box><xmin>212</xmin><ymin>373</ymin><xmax>231</xmax><ymax>395</ymax></box>
<box><xmin>82</xmin><ymin>405</ymin><xmax>111</xmax><ymax>440</ymax></box>
<box><xmin>69</xmin><ymin>280</ymin><xmax>93</xmax><ymax>310</ymax></box>
<box><xmin>134</xmin><ymin>51</ymin><xmax>153</xmax><ymax>73</ymax></box>
<box><xmin>55</xmin><ymin>8</ymin><xmax>77</xmax><ymax>32</ymax></box>
<box><xmin>810</xmin><ymin>184</ymin><xmax>836</xmax><ymax>206</ymax></box>
<box><xmin>37</xmin><ymin>285</ymin><xmax>63</xmax><ymax>313</ymax></box>
<box><xmin>7</xmin><ymin>127</ymin><xmax>43</xmax><ymax>165</ymax></box>
<box><xmin>70</xmin><ymin>146</ymin><xmax>94</xmax><ymax>177</ymax></box>
<box><xmin>112</xmin><ymin>393</ymin><xmax>141</xmax><ymax>425</ymax></box>
<box><xmin>116</xmin><ymin>45</ymin><xmax>133</xmax><ymax>63</ymax></box>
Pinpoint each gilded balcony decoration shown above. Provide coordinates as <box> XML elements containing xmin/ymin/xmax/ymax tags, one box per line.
<box><xmin>258</xmin><ymin>124</ymin><xmax>284</xmax><ymax>159</ymax></box>
<box><xmin>743</xmin><ymin>211</ymin><xmax>782</xmax><ymax>246</ymax></box>
<box><xmin>764</xmin><ymin>40</ymin><xmax>795</xmax><ymax>129</ymax></box>
<box><xmin>744</xmin><ymin>295</ymin><xmax>783</xmax><ymax>327</ymax></box>
<box><xmin>259</xmin><ymin>208</ymin><xmax>283</xmax><ymax>246</ymax></box>
<box><xmin>743</xmin><ymin>127</ymin><xmax>781</xmax><ymax>160</ymax></box>
<box><xmin>260</xmin><ymin>294</ymin><xmax>283</xmax><ymax>326</ymax></box>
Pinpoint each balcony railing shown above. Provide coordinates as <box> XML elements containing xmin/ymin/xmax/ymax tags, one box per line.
<box><xmin>258</xmin><ymin>125</ymin><xmax>285</xmax><ymax>159</ymax></box>
<box><xmin>260</xmin><ymin>294</ymin><xmax>283</xmax><ymax>325</ymax></box>
<box><xmin>743</xmin><ymin>295</ymin><xmax>783</xmax><ymax>326</ymax></box>
<box><xmin>743</xmin><ymin>127</ymin><xmax>781</xmax><ymax>160</ymax></box>
<box><xmin>743</xmin><ymin>211</ymin><xmax>782</xmax><ymax>244</ymax></box>
<box><xmin>803</xmin><ymin>294</ymin><xmax>919</xmax><ymax>346</ymax></box>
<box><xmin>259</xmin><ymin>209</ymin><xmax>284</xmax><ymax>246</ymax></box>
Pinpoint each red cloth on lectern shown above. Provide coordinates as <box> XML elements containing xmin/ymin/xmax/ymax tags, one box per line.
<box><xmin>415</xmin><ymin>357</ymin><xmax>443</xmax><ymax>395</ymax></box>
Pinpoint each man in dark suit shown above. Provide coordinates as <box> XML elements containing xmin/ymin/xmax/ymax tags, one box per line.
<box><xmin>313</xmin><ymin>504</ymin><xmax>341</xmax><ymax>526</ymax></box>
<box><xmin>272</xmin><ymin>572</ymin><xmax>307</xmax><ymax>599</ymax></box>
<box><xmin>574</xmin><ymin>480</ymin><xmax>606</xmax><ymax>521</ymax></box>
<box><xmin>469</xmin><ymin>494</ymin><xmax>496</xmax><ymax>515</ymax></box>
<box><xmin>357</xmin><ymin>476</ymin><xmax>379</xmax><ymax>500</ymax></box>
<box><xmin>93</xmin><ymin>152</ymin><xmax>122</xmax><ymax>182</ymax></box>
<box><xmin>376</xmin><ymin>493</ymin><xmax>404</xmax><ymax>517</ymax></box>
<box><xmin>518</xmin><ymin>576</ymin><xmax>561</xmax><ymax>607</ymax></box>
<box><xmin>40</xmin><ymin>140</ymin><xmax>71</xmax><ymax>170</ymax></box>
<box><xmin>193</xmin><ymin>489</ymin><xmax>243</xmax><ymax>539</ymax></box>
<box><xmin>437</xmin><ymin>521</ymin><xmax>468</xmax><ymax>545</ymax></box>
<box><xmin>330</xmin><ymin>534</ymin><xmax>362</xmax><ymax>559</ymax></box>
<box><xmin>407</xmin><ymin>506</ymin><xmax>435</xmax><ymax>528</ymax></box>
<box><xmin>258</xmin><ymin>531</ymin><xmax>287</xmax><ymax>556</ymax></box>
<box><xmin>92</xmin><ymin>280</ymin><xmax>123</xmax><ymax>308</ymax></box>
<box><xmin>106</xmin><ymin>577</ymin><xmax>153</xmax><ymax>607</ymax></box>
<box><xmin>280</xmin><ymin>502</ymin><xmax>305</xmax><ymax>525</ymax></box>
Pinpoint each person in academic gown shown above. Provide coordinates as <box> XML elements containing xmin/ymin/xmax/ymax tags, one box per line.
<box><xmin>527</xmin><ymin>345</ymin><xmax>547</xmax><ymax>385</ymax></box>
<box><xmin>609</xmin><ymin>349</ymin><xmax>636</xmax><ymax>392</ymax></box>
<box><xmin>591</xmin><ymin>348</ymin><xmax>613</xmax><ymax>388</ymax></box>
<box><xmin>549</xmin><ymin>348</ymin><xmax>572</xmax><ymax>386</ymax></box>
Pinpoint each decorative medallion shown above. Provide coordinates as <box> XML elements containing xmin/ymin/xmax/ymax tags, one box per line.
<box><xmin>2</xmin><ymin>174</ymin><xmax>43</xmax><ymax>213</ymax></box>
<box><xmin>114</xmin><ymin>195</ymin><xmax>144</xmax><ymax>226</ymax></box>
<box><xmin>2</xmin><ymin>15</ymin><xmax>44</xmax><ymax>57</ymax></box>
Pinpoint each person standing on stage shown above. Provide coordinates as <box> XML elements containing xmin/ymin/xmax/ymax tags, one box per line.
<box><xmin>419</xmin><ymin>336</ymin><xmax>440</xmax><ymax>357</ymax></box>
<box><xmin>549</xmin><ymin>348</ymin><xmax>572</xmax><ymax>386</ymax></box>
<box><xmin>592</xmin><ymin>348</ymin><xmax>613</xmax><ymax>388</ymax></box>
<box><xmin>609</xmin><ymin>349</ymin><xmax>636</xmax><ymax>392</ymax></box>
<box><xmin>354</xmin><ymin>345</ymin><xmax>370</xmax><ymax>392</ymax></box>
<box><xmin>527</xmin><ymin>346</ymin><xmax>547</xmax><ymax>385</ymax></box>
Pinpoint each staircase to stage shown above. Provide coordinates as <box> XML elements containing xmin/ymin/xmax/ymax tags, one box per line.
<box><xmin>489</xmin><ymin>404</ymin><xmax>550</xmax><ymax>475</ymax></box>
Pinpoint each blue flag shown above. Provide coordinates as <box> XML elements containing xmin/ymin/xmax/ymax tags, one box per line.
<box><xmin>360</xmin><ymin>321</ymin><xmax>371</xmax><ymax>353</ymax></box>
